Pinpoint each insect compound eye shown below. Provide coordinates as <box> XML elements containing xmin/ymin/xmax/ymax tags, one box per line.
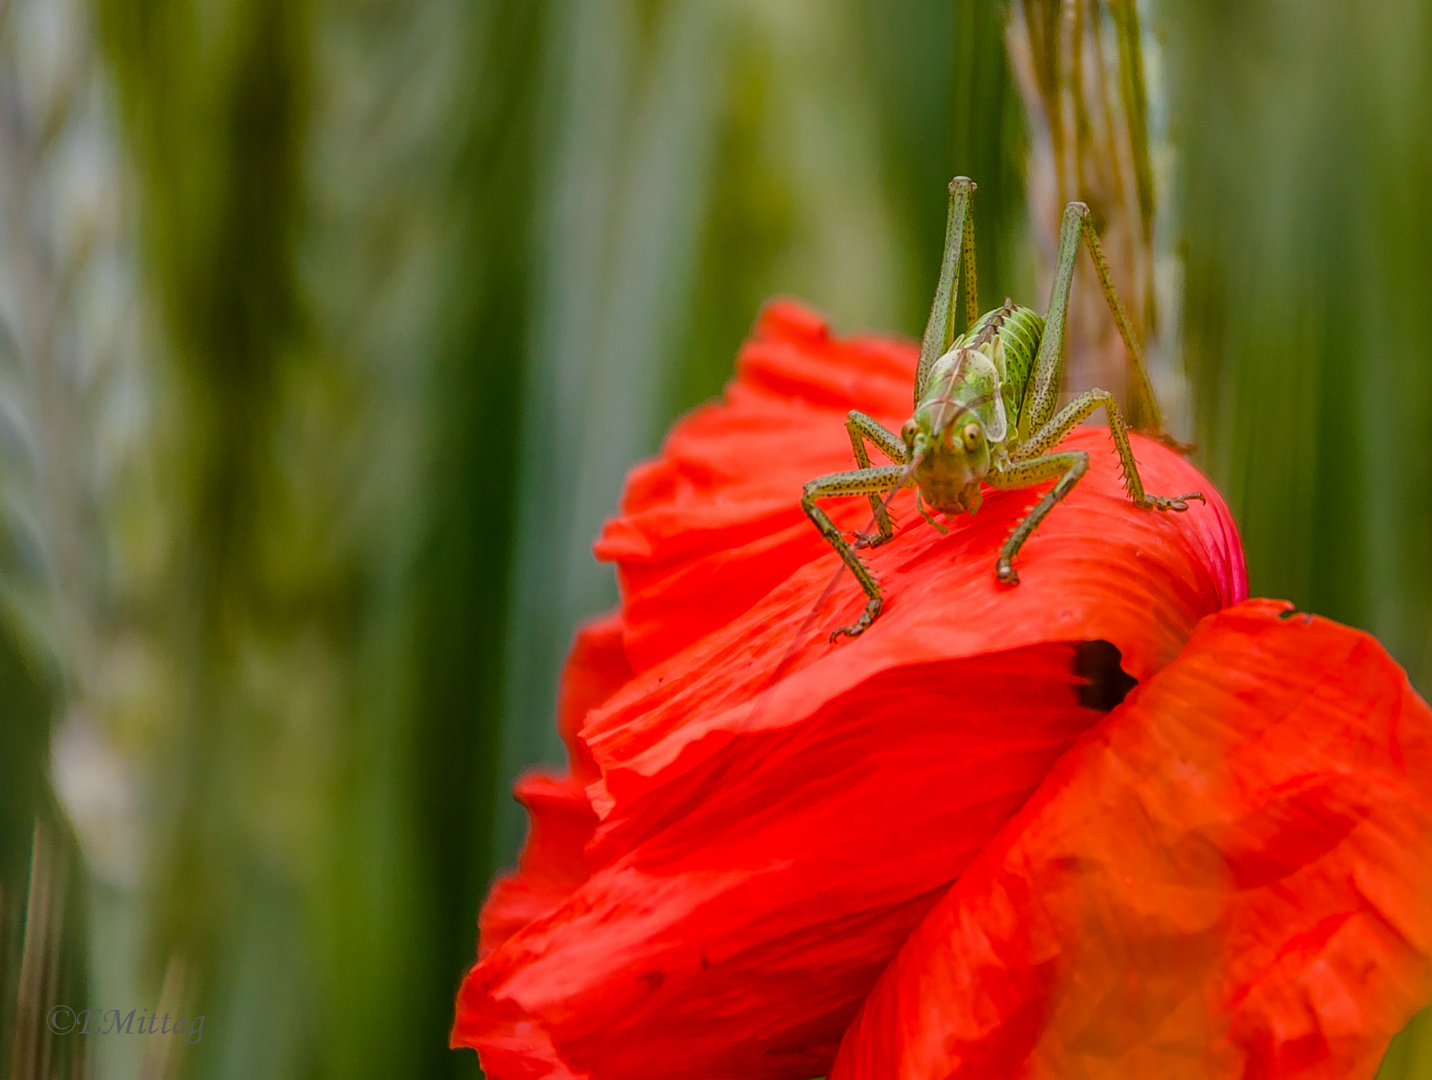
<box><xmin>901</xmin><ymin>419</ymin><xmax>918</xmax><ymax>446</ymax></box>
<box><xmin>961</xmin><ymin>422</ymin><xmax>983</xmax><ymax>452</ymax></box>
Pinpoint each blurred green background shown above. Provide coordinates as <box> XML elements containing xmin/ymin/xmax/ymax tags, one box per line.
<box><xmin>0</xmin><ymin>0</ymin><xmax>1429</xmax><ymax>1078</ymax></box>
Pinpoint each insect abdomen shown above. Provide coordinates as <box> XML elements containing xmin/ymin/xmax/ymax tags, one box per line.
<box><xmin>959</xmin><ymin>304</ymin><xmax>1044</xmax><ymax>419</ymax></box>
<box><xmin>994</xmin><ymin>306</ymin><xmax>1044</xmax><ymax>398</ymax></box>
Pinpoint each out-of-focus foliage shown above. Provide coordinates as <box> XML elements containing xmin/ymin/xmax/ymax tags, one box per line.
<box><xmin>0</xmin><ymin>0</ymin><xmax>111</xmax><ymax>1074</ymax></box>
<box><xmin>1008</xmin><ymin>0</ymin><xmax>1175</xmax><ymax>433</ymax></box>
<box><xmin>1174</xmin><ymin>0</ymin><xmax>1432</xmax><ymax>696</ymax></box>
<box><xmin>1170</xmin><ymin>2</ymin><xmax>1432</xmax><ymax>1072</ymax></box>
<box><xmin>6</xmin><ymin>0</ymin><xmax>1025</xmax><ymax>1077</ymax></box>
<box><xmin>497</xmin><ymin>0</ymin><xmax>1027</xmax><ymax>863</ymax></box>
<box><xmin>0</xmin><ymin>0</ymin><xmax>1430</xmax><ymax>1078</ymax></box>
<box><xmin>83</xmin><ymin>0</ymin><xmax>546</xmax><ymax>1076</ymax></box>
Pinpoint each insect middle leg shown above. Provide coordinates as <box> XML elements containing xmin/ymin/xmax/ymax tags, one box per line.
<box><xmin>844</xmin><ymin>410</ymin><xmax>907</xmax><ymax>546</ymax></box>
<box><xmin>992</xmin><ymin>388</ymin><xmax>1205</xmax><ymax>583</ymax></box>
<box><xmin>1013</xmin><ymin>388</ymin><xmax>1204</xmax><ymax>510</ymax></box>
<box><xmin>801</xmin><ymin>464</ymin><xmax>905</xmax><ymax>639</ymax></box>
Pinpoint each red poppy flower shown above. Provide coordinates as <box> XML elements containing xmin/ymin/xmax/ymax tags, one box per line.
<box><xmin>452</xmin><ymin>301</ymin><xmax>1432</xmax><ymax>1080</ymax></box>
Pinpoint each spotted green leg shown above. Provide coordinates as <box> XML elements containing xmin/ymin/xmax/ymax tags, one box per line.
<box><xmin>1018</xmin><ymin>201</ymin><xmax>1163</xmax><ymax>439</ymax></box>
<box><xmin>915</xmin><ymin>177</ymin><xmax>980</xmax><ymax>404</ymax></box>
<box><xmin>801</xmin><ymin>464</ymin><xmax>906</xmax><ymax>639</ymax></box>
<box><xmin>995</xmin><ymin>204</ymin><xmax>1203</xmax><ymax>583</ymax></box>
<box><xmin>803</xmin><ymin>179</ymin><xmax>980</xmax><ymax>639</ymax></box>
<box><xmin>844</xmin><ymin>410</ymin><xmax>908</xmax><ymax>546</ymax></box>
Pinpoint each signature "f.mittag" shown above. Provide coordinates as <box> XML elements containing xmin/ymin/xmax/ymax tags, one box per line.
<box><xmin>46</xmin><ymin>1006</ymin><xmax>204</xmax><ymax>1044</ymax></box>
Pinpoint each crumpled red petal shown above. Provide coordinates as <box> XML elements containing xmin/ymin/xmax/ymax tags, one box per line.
<box><xmin>454</xmin><ymin>301</ymin><xmax>1248</xmax><ymax>1079</ymax></box>
<box><xmin>476</xmin><ymin>774</ymin><xmax>597</xmax><ymax>962</ymax></box>
<box><xmin>831</xmin><ymin>599</ymin><xmax>1432</xmax><ymax>1080</ymax></box>
<box><xmin>583</xmin><ymin>302</ymin><xmax>1244</xmax><ymax>852</ymax></box>
<box><xmin>556</xmin><ymin>611</ymin><xmax>631</xmax><ymax>788</ymax></box>
<box><xmin>594</xmin><ymin>301</ymin><xmax>922</xmax><ymax>674</ymax></box>
<box><xmin>460</xmin><ymin>642</ymin><xmax>1124</xmax><ymax>1079</ymax></box>
<box><xmin>475</xmin><ymin>613</ymin><xmax>629</xmax><ymax>960</ymax></box>
<box><xmin>592</xmin><ymin>300</ymin><xmax>1244</xmax><ymax>679</ymax></box>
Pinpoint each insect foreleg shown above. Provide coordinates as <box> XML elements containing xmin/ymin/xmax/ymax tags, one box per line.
<box><xmin>1011</xmin><ymin>388</ymin><xmax>1204</xmax><ymax>511</ymax></box>
<box><xmin>845</xmin><ymin>410</ymin><xmax>908</xmax><ymax>545</ymax></box>
<box><xmin>801</xmin><ymin>464</ymin><xmax>905</xmax><ymax>640</ymax></box>
<box><xmin>986</xmin><ymin>450</ymin><xmax>1090</xmax><ymax>585</ymax></box>
<box><xmin>916</xmin><ymin>178</ymin><xmax>979</xmax><ymax>404</ymax></box>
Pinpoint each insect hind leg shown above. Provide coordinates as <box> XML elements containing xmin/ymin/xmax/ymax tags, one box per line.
<box><xmin>1077</xmin><ymin>214</ymin><xmax>1164</xmax><ymax>434</ymax></box>
<box><xmin>1022</xmin><ymin>201</ymin><xmax>1168</xmax><ymax>440</ymax></box>
<box><xmin>916</xmin><ymin>178</ymin><xmax>979</xmax><ymax>404</ymax></box>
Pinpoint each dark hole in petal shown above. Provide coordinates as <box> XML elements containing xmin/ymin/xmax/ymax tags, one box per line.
<box><xmin>1073</xmin><ymin>640</ymin><xmax>1138</xmax><ymax>711</ymax></box>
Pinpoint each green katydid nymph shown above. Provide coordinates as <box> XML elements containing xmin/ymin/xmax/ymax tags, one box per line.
<box><xmin>801</xmin><ymin>177</ymin><xmax>1205</xmax><ymax>641</ymax></box>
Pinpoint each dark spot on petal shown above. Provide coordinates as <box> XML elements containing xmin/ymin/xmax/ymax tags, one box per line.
<box><xmin>1074</xmin><ymin>640</ymin><xmax>1138</xmax><ymax>711</ymax></box>
<box><xmin>639</xmin><ymin>971</ymin><xmax>664</xmax><ymax>991</ymax></box>
<box><xmin>700</xmin><ymin>953</ymin><xmax>711</xmax><ymax>970</ymax></box>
